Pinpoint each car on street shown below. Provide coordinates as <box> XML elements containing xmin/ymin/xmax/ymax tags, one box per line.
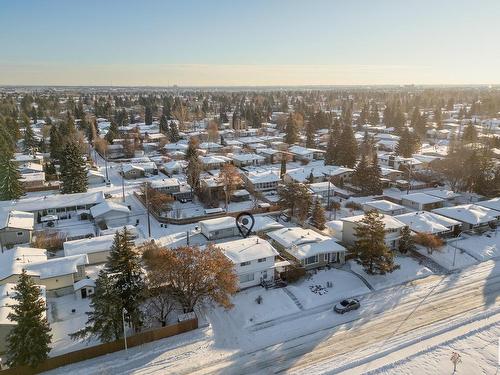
<box><xmin>334</xmin><ymin>299</ymin><xmax>360</xmax><ymax>314</ymax></box>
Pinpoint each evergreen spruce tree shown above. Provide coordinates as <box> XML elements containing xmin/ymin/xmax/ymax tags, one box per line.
<box><xmin>284</xmin><ymin>114</ymin><xmax>298</xmax><ymax>145</ymax></box>
<box><xmin>6</xmin><ymin>269</ymin><xmax>52</xmax><ymax>368</ymax></box>
<box><xmin>70</xmin><ymin>270</ymin><xmax>123</xmax><ymax>343</ymax></box>
<box><xmin>0</xmin><ymin>125</ymin><xmax>15</xmax><ymax>156</ymax></box>
<box><xmin>23</xmin><ymin>124</ymin><xmax>37</xmax><ymax>153</ymax></box>
<box><xmin>311</xmin><ymin>199</ymin><xmax>326</xmax><ymax>230</ymax></box>
<box><xmin>367</xmin><ymin>154</ymin><xmax>383</xmax><ymax>195</ymax></box>
<box><xmin>337</xmin><ymin>124</ymin><xmax>358</xmax><ymax>168</ymax></box>
<box><xmin>369</xmin><ymin>103</ymin><xmax>380</xmax><ymax>125</ymax></box>
<box><xmin>352</xmin><ymin>154</ymin><xmax>369</xmax><ymax>194</ymax></box>
<box><xmin>462</xmin><ymin>122</ymin><xmax>477</xmax><ymax>144</ymax></box>
<box><xmin>60</xmin><ymin>141</ymin><xmax>88</xmax><ymax>194</ymax></box>
<box><xmin>105</xmin><ymin>121</ymin><xmax>119</xmax><ymax>143</ymax></box>
<box><xmin>350</xmin><ymin>211</ymin><xmax>398</xmax><ymax>275</ymax></box>
<box><xmin>280</xmin><ymin>156</ymin><xmax>287</xmax><ymax>179</ymax></box>
<box><xmin>145</xmin><ymin>105</ymin><xmax>153</xmax><ymax>125</ymax></box>
<box><xmin>398</xmin><ymin>226</ymin><xmax>415</xmax><ymax>254</ymax></box>
<box><xmin>168</xmin><ymin>121</ymin><xmax>180</xmax><ymax>143</ymax></box>
<box><xmin>396</xmin><ymin>128</ymin><xmax>419</xmax><ymax>158</ymax></box>
<box><xmin>325</xmin><ymin>131</ymin><xmax>336</xmax><ymax>165</ymax></box>
<box><xmin>49</xmin><ymin>125</ymin><xmax>63</xmax><ymax>160</ymax></box>
<box><xmin>105</xmin><ymin>228</ymin><xmax>145</xmax><ymax>330</ymax></box>
<box><xmin>358</xmin><ymin>103</ymin><xmax>369</xmax><ymax>125</ymax></box>
<box><xmin>0</xmin><ymin>152</ymin><xmax>25</xmax><ymax>200</ymax></box>
<box><xmin>159</xmin><ymin>114</ymin><xmax>168</xmax><ymax>134</ymax></box>
<box><xmin>434</xmin><ymin>106</ymin><xmax>443</xmax><ymax>129</ymax></box>
<box><xmin>305</xmin><ymin>121</ymin><xmax>315</xmax><ymax>148</ymax></box>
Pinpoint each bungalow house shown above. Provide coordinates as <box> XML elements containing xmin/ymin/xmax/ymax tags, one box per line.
<box><xmin>231</xmin><ymin>153</ymin><xmax>266</xmax><ymax>167</ymax></box>
<box><xmin>90</xmin><ymin>201</ymin><xmax>130</xmax><ymax>228</ymax></box>
<box><xmin>243</xmin><ymin>170</ymin><xmax>280</xmax><ymax>192</ymax></box>
<box><xmin>424</xmin><ymin>189</ymin><xmax>462</xmax><ymax>204</ymax></box>
<box><xmin>150</xmin><ymin>178</ymin><xmax>181</xmax><ymax>195</ymax></box>
<box><xmin>284</xmin><ymin>166</ymin><xmax>353</xmax><ymax>185</ymax></box>
<box><xmin>256</xmin><ymin>148</ymin><xmax>280</xmax><ymax>164</ymax></box>
<box><xmin>162</xmin><ymin>160</ymin><xmax>188</xmax><ymax>176</ymax></box>
<box><xmin>341</xmin><ymin>214</ymin><xmax>406</xmax><ymax>250</ymax></box>
<box><xmin>63</xmin><ymin>234</ymin><xmax>115</xmax><ymax>264</ymax></box>
<box><xmin>106</xmin><ymin>144</ymin><xmax>125</xmax><ymax>159</ymax></box>
<box><xmin>0</xmin><ymin>247</ymin><xmax>88</xmax><ymax>297</ymax></box>
<box><xmin>12</xmin><ymin>152</ymin><xmax>43</xmax><ymax>166</ymax></box>
<box><xmin>199</xmin><ymin>142</ymin><xmax>223</xmax><ymax>152</ymax></box>
<box><xmin>378</xmin><ymin>153</ymin><xmax>423</xmax><ymax>171</ymax></box>
<box><xmin>288</xmin><ymin>146</ymin><xmax>325</xmax><ymax>161</ymax></box>
<box><xmin>267</xmin><ymin>227</ymin><xmax>346</xmax><ymax>269</ymax></box>
<box><xmin>87</xmin><ymin>170</ymin><xmax>106</xmax><ymax>185</ymax></box>
<box><xmin>0</xmin><ymin>283</ymin><xmax>47</xmax><ymax>352</ymax></box>
<box><xmin>199</xmin><ymin>155</ymin><xmax>231</xmax><ymax>171</ymax></box>
<box><xmin>363</xmin><ymin>200</ymin><xmax>406</xmax><ymax>216</ymax></box>
<box><xmin>0</xmin><ymin>191</ymin><xmax>105</xmax><ymax>222</ymax></box>
<box><xmin>432</xmin><ymin>204</ymin><xmax>499</xmax><ymax>231</ymax></box>
<box><xmin>0</xmin><ymin>210</ymin><xmax>34</xmax><ymax>249</ymax></box>
<box><xmin>401</xmin><ymin>193</ymin><xmax>445</xmax><ymax>211</ymax></box>
<box><xmin>217</xmin><ymin>237</ymin><xmax>278</xmax><ymax>289</ymax></box>
<box><xmin>394</xmin><ymin>211</ymin><xmax>461</xmax><ymax>237</ymax></box>
<box><xmin>199</xmin><ymin>217</ymin><xmax>239</xmax><ymax>240</ymax></box>
<box><xmin>18</xmin><ymin>162</ymin><xmax>44</xmax><ymax>174</ymax></box>
<box><xmin>121</xmin><ymin>163</ymin><xmax>145</xmax><ymax>179</ymax></box>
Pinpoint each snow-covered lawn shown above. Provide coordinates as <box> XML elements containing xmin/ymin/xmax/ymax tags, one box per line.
<box><xmin>348</xmin><ymin>256</ymin><xmax>433</xmax><ymax>291</ymax></box>
<box><xmin>47</xmin><ymin>294</ymin><xmax>99</xmax><ymax>356</ymax></box>
<box><xmin>228</xmin><ymin>287</ymin><xmax>300</xmax><ymax>327</ymax></box>
<box><xmin>416</xmin><ymin>244</ymin><xmax>477</xmax><ymax>271</ymax></box>
<box><xmin>286</xmin><ymin>268</ymin><xmax>371</xmax><ymax>309</ymax></box>
<box><xmin>454</xmin><ymin>231</ymin><xmax>500</xmax><ymax>261</ymax></box>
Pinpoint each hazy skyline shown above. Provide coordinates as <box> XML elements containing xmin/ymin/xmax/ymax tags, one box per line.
<box><xmin>1</xmin><ymin>0</ymin><xmax>499</xmax><ymax>86</ymax></box>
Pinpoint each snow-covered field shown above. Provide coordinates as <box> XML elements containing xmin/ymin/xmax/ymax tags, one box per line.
<box><xmin>455</xmin><ymin>231</ymin><xmax>500</xmax><ymax>261</ymax></box>
<box><xmin>348</xmin><ymin>256</ymin><xmax>433</xmax><ymax>291</ymax></box>
<box><xmin>286</xmin><ymin>268</ymin><xmax>371</xmax><ymax>309</ymax></box>
<box><xmin>416</xmin><ymin>244</ymin><xmax>477</xmax><ymax>271</ymax></box>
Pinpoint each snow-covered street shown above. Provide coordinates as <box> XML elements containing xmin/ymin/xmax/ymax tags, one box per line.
<box><xmin>43</xmin><ymin>259</ymin><xmax>500</xmax><ymax>375</ymax></box>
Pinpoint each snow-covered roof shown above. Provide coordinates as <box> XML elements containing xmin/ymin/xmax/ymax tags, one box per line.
<box><xmin>245</xmin><ymin>216</ymin><xmax>284</xmax><ymax>233</ymax></box>
<box><xmin>289</xmin><ymin>238</ymin><xmax>346</xmax><ymax>260</ymax></box>
<box><xmin>73</xmin><ymin>278</ymin><xmax>96</xmax><ymax>291</ymax></box>
<box><xmin>267</xmin><ymin>227</ymin><xmax>331</xmax><ymax>248</ymax></box>
<box><xmin>394</xmin><ymin>211</ymin><xmax>461</xmax><ymax>234</ymax></box>
<box><xmin>90</xmin><ymin>201</ymin><xmax>130</xmax><ymax>218</ymax></box>
<box><xmin>0</xmin><ymin>210</ymin><xmax>34</xmax><ymax>230</ymax></box>
<box><xmin>286</xmin><ymin>165</ymin><xmax>353</xmax><ymax>183</ymax></box>
<box><xmin>424</xmin><ymin>189</ymin><xmax>461</xmax><ymax>200</ymax></box>
<box><xmin>364</xmin><ymin>200</ymin><xmax>406</xmax><ymax>212</ymax></box>
<box><xmin>150</xmin><ymin>178</ymin><xmax>181</xmax><ymax>189</ymax></box>
<box><xmin>63</xmin><ymin>234</ymin><xmax>115</xmax><ymax>256</ymax></box>
<box><xmin>432</xmin><ymin>204</ymin><xmax>499</xmax><ymax>225</ymax></box>
<box><xmin>402</xmin><ymin>193</ymin><xmax>445</xmax><ymax>205</ymax></box>
<box><xmin>0</xmin><ymin>247</ymin><xmax>88</xmax><ymax>281</ymax></box>
<box><xmin>476</xmin><ymin>198</ymin><xmax>500</xmax><ymax>213</ymax></box>
<box><xmin>0</xmin><ymin>191</ymin><xmax>105</xmax><ymax>212</ymax></box>
<box><xmin>341</xmin><ymin>214</ymin><xmax>406</xmax><ymax>230</ymax></box>
<box><xmin>218</xmin><ymin>236</ymin><xmax>278</xmax><ymax>264</ymax></box>
<box><xmin>246</xmin><ymin>170</ymin><xmax>280</xmax><ymax>184</ymax></box>
<box><xmin>199</xmin><ymin>216</ymin><xmax>236</xmax><ymax>232</ymax></box>
<box><xmin>230</xmin><ymin>153</ymin><xmax>266</xmax><ymax>163</ymax></box>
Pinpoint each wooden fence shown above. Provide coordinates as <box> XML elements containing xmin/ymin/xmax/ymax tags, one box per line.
<box><xmin>1</xmin><ymin>318</ymin><xmax>198</xmax><ymax>375</ymax></box>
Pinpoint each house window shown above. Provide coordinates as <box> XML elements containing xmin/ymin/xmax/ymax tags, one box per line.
<box><xmin>240</xmin><ymin>261</ymin><xmax>251</xmax><ymax>267</ymax></box>
<box><xmin>258</xmin><ymin>258</ymin><xmax>266</xmax><ymax>263</ymax></box>
<box><xmin>305</xmin><ymin>255</ymin><xmax>318</xmax><ymax>265</ymax></box>
<box><xmin>239</xmin><ymin>273</ymin><xmax>254</xmax><ymax>283</ymax></box>
<box><xmin>17</xmin><ymin>232</ymin><xmax>24</xmax><ymax>236</ymax></box>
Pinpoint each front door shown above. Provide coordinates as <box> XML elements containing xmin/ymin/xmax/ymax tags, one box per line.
<box><xmin>81</xmin><ymin>288</ymin><xmax>87</xmax><ymax>299</ymax></box>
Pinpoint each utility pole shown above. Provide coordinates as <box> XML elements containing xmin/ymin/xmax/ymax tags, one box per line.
<box><xmin>122</xmin><ymin>308</ymin><xmax>128</xmax><ymax>352</ymax></box>
<box><xmin>144</xmin><ymin>182</ymin><xmax>151</xmax><ymax>238</ymax></box>
<box><xmin>104</xmin><ymin>148</ymin><xmax>109</xmax><ymax>182</ymax></box>
<box><xmin>121</xmin><ymin>163</ymin><xmax>125</xmax><ymax>202</ymax></box>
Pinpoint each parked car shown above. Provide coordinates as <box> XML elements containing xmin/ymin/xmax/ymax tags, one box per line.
<box><xmin>334</xmin><ymin>299</ymin><xmax>360</xmax><ymax>314</ymax></box>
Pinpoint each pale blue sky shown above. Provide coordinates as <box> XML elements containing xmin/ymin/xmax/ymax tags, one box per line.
<box><xmin>1</xmin><ymin>0</ymin><xmax>499</xmax><ymax>85</ymax></box>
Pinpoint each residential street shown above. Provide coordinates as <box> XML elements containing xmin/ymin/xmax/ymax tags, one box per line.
<box><xmin>46</xmin><ymin>260</ymin><xmax>500</xmax><ymax>375</ymax></box>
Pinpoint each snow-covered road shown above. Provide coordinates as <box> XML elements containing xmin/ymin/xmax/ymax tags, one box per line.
<box><xmin>44</xmin><ymin>260</ymin><xmax>500</xmax><ymax>375</ymax></box>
